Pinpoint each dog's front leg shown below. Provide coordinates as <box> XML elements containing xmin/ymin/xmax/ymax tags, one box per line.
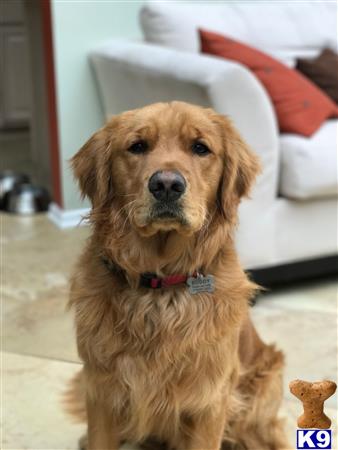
<box><xmin>86</xmin><ymin>396</ymin><xmax>120</xmax><ymax>450</ymax></box>
<box><xmin>176</xmin><ymin>407</ymin><xmax>226</xmax><ymax>450</ymax></box>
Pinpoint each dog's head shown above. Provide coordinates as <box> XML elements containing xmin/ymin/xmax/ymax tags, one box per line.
<box><xmin>71</xmin><ymin>102</ymin><xmax>260</xmax><ymax>237</ymax></box>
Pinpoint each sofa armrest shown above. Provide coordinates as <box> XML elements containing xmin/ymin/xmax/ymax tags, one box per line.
<box><xmin>90</xmin><ymin>40</ymin><xmax>279</xmax><ymax>203</ymax></box>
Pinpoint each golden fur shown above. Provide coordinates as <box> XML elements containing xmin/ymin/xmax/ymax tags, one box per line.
<box><xmin>67</xmin><ymin>102</ymin><xmax>289</xmax><ymax>450</ymax></box>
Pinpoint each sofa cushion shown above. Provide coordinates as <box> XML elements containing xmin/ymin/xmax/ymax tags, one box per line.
<box><xmin>140</xmin><ymin>2</ymin><xmax>337</xmax><ymax>66</ymax></box>
<box><xmin>279</xmin><ymin>120</ymin><xmax>338</xmax><ymax>199</ymax></box>
<box><xmin>199</xmin><ymin>29</ymin><xmax>338</xmax><ymax>137</ymax></box>
<box><xmin>296</xmin><ymin>49</ymin><xmax>338</xmax><ymax>104</ymax></box>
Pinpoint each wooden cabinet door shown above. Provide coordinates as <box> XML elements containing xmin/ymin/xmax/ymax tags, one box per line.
<box><xmin>0</xmin><ymin>26</ymin><xmax>31</xmax><ymax>128</ymax></box>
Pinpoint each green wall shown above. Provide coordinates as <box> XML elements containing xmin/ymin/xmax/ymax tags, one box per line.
<box><xmin>51</xmin><ymin>0</ymin><xmax>142</xmax><ymax>210</ymax></box>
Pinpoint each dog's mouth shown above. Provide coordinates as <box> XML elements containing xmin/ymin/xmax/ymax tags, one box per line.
<box><xmin>150</xmin><ymin>201</ymin><xmax>187</xmax><ymax>224</ymax></box>
<box><xmin>132</xmin><ymin>200</ymin><xmax>195</xmax><ymax>237</ymax></box>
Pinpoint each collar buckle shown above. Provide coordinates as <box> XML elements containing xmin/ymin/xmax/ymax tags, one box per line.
<box><xmin>140</xmin><ymin>272</ymin><xmax>162</xmax><ymax>289</ymax></box>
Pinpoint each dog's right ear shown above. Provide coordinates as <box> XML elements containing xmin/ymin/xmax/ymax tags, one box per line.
<box><xmin>213</xmin><ymin>114</ymin><xmax>261</xmax><ymax>222</ymax></box>
<box><xmin>71</xmin><ymin>127</ymin><xmax>112</xmax><ymax>205</ymax></box>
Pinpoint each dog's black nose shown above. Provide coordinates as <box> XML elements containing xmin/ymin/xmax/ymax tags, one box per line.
<box><xmin>148</xmin><ymin>170</ymin><xmax>186</xmax><ymax>201</ymax></box>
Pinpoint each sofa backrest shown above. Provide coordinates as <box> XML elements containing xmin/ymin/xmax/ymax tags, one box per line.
<box><xmin>140</xmin><ymin>2</ymin><xmax>337</xmax><ymax>66</ymax></box>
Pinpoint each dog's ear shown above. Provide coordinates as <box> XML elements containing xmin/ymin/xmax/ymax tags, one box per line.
<box><xmin>216</xmin><ymin>115</ymin><xmax>261</xmax><ymax>220</ymax></box>
<box><xmin>71</xmin><ymin>126</ymin><xmax>113</xmax><ymax>205</ymax></box>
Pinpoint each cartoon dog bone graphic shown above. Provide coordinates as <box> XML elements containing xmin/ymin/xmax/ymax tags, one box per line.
<box><xmin>289</xmin><ymin>380</ymin><xmax>337</xmax><ymax>429</ymax></box>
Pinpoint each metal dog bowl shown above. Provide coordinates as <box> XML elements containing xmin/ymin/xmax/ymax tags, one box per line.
<box><xmin>0</xmin><ymin>171</ymin><xmax>30</xmax><ymax>209</ymax></box>
<box><xmin>3</xmin><ymin>183</ymin><xmax>50</xmax><ymax>215</ymax></box>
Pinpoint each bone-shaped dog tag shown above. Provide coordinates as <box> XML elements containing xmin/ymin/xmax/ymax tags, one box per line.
<box><xmin>187</xmin><ymin>274</ymin><xmax>214</xmax><ymax>294</ymax></box>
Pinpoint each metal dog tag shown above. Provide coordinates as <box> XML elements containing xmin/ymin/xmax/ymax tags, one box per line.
<box><xmin>187</xmin><ymin>274</ymin><xmax>215</xmax><ymax>294</ymax></box>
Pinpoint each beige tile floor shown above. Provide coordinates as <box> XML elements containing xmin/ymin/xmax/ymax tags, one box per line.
<box><xmin>1</xmin><ymin>213</ymin><xmax>337</xmax><ymax>450</ymax></box>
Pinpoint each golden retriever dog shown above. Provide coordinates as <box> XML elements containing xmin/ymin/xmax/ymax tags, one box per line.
<box><xmin>67</xmin><ymin>102</ymin><xmax>288</xmax><ymax>450</ymax></box>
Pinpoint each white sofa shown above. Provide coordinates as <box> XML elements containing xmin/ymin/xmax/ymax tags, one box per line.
<box><xmin>90</xmin><ymin>2</ymin><xmax>338</xmax><ymax>274</ymax></box>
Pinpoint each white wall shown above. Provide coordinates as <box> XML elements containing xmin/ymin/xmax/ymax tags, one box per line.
<box><xmin>51</xmin><ymin>0</ymin><xmax>142</xmax><ymax>210</ymax></box>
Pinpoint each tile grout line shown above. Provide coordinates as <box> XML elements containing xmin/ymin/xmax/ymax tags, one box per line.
<box><xmin>1</xmin><ymin>350</ymin><xmax>82</xmax><ymax>366</ymax></box>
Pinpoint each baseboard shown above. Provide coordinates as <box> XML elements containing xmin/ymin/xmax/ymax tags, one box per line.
<box><xmin>48</xmin><ymin>203</ymin><xmax>90</xmax><ymax>229</ymax></box>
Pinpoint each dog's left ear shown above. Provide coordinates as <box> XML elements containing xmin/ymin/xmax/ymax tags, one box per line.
<box><xmin>216</xmin><ymin>115</ymin><xmax>261</xmax><ymax>220</ymax></box>
<box><xmin>70</xmin><ymin>125</ymin><xmax>113</xmax><ymax>206</ymax></box>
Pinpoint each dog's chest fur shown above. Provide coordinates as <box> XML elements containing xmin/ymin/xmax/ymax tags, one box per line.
<box><xmin>74</xmin><ymin>275</ymin><xmax>243</xmax><ymax>441</ymax></box>
<box><xmin>70</xmin><ymin>243</ymin><xmax>253</xmax><ymax>442</ymax></box>
<box><xmin>104</xmin><ymin>340</ymin><xmax>237</xmax><ymax>441</ymax></box>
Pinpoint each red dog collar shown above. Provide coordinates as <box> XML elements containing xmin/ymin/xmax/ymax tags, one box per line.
<box><xmin>102</xmin><ymin>257</ymin><xmax>205</xmax><ymax>291</ymax></box>
<box><xmin>140</xmin><ymin>272</ymin><xmax>198</xmax><ymax>289</ymax></box>
<box><xmin>101</xmin><ymin>257</ymin><xmax>238</xmax><ymax>296</ymax></box>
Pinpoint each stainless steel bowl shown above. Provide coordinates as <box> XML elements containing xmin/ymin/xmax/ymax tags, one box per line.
<box><xmin>3</xmin><ymin>183</ymin><xmax>50</xmax><ymax>215</ymax></box>
<box><xmin>0</xmin><ymin>171</ymin><xmax>30</xmax><ymax>208</ymax></box>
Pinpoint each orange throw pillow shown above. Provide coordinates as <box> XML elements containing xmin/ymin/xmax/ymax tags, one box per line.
<box><xmin>200</xmin><ymin>29</ymin><xmax>338</xmax><ymax>136</ymax></box>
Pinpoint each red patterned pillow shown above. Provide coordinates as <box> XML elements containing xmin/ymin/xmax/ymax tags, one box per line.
<box><xmin>200</xmin><ymin>29</ymin><xmax>338</xmax><ymax>137</ymax></box>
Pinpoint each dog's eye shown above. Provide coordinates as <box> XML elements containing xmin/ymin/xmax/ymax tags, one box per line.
<box><xmin>128</xmin><ymin>140</ymin><xmax>148</xmax><ymax>154</ymax></box>
<box><xmin>192</xmin><ymin>141</ymin><xmax>211</xmax><ymax>156</ymax></box>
